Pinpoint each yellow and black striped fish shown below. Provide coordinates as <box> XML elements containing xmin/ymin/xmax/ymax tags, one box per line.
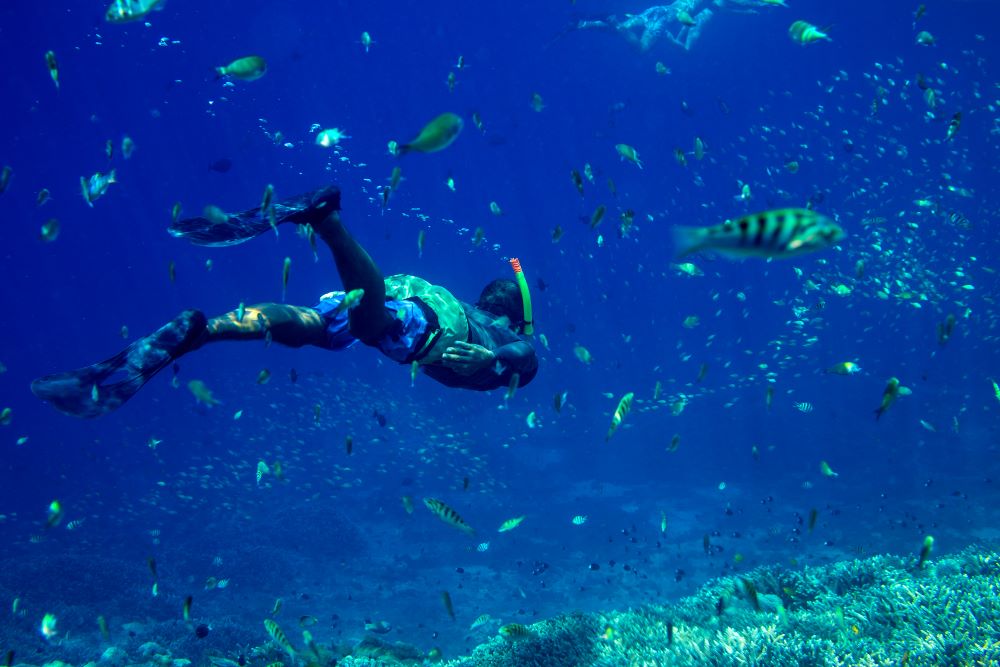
<box><xmin>423</xmin><ymin>497</ymin><xmax>475</xmax><ymax>536</ymax></box>
<box><xmin>673</xmin><ymin>208</ymin><xmax>843</xmax><ymax>259</ymax></box>
<box><xmin>499</xmin><ymin>623</ymin><xmax>535</xmax><ymax>641</ymax></box>
<box><xmin>263</xmin><ymin>619</ymin><xmax>295</xmax><ymax>657</ymax></box>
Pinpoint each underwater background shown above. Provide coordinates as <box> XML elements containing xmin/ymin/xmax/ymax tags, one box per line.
<box><xmin>2</xmin><ymin>0</ymin><xmax>1000</xmax><ymax>665</ymax></box>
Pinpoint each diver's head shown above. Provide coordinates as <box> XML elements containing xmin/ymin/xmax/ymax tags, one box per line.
<box><xmin>476</xmin><ymin>278</ymin><xmax>524</xmax><ymax>331</ymax></box>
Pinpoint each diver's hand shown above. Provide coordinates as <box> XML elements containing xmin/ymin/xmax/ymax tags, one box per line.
<box><xmin>441</xmin><ymin>341</ymin><xmax>495</xmax><ymax>375</ymax></box>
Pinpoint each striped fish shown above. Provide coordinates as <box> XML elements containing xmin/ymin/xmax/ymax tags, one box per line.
<box><xmin>606</xmin><ymin>392</ymin><xmax>635</xmax><ymax>441</ymax></box>
<box><xmin>499</xmin><ymin>623</ymin><xmax>536</xmax><ymax>641</ymax></box>
<box><xmin>423</xmin><ymin>498</ymin><xmax>475</xmax><ymax>536</ymax></box>
<box><xmin>673</xmin><ymin>208</ymin><xmax>844</xmax><ymax>259</ymax></box>
<box><xmin>263</xmin><ymin>619</ymin><xmax>295</xmax><ymax>657</ymax></box>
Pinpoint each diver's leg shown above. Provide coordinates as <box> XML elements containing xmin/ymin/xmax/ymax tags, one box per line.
<box><xmin>203</xmin><ymin>303</ymin><xmax>327</xmax><ymax>348</ymax></box>
<box><xmin>32</xmin><ymin>309</ymin><xmax>208</xmax><ymax>418</ymax></box>
<box><xmin>307</xmin><ymin>209</ymin><xmax>396</xmax><ymax>345</ymax></box>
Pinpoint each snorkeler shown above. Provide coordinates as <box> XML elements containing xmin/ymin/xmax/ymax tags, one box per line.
<box><xmin>568</xmin><ymin>0</ymin><xmax>784</xmax><ymax>52</ymax></box>
<box><xmin>31</xmin><ymin>186</ymin><xmax>539</xmax><ymax>418</ymax></box>
<box><xmin>570</xmin><ymin>1</ymin><xmax>713</xmax><ymax>52</ymax></box>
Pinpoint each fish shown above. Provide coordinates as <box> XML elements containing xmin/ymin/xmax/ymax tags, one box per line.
<box><xmin>255</xmin><ymin>369</ymin><xmax>271</xmax><ymax>385</ymax></box>
<box><xmin>741</xmin><ymin>578</ymin><xmax>761</xmax><ymax>612</ymax></box>
<box><xmin>397</xmin><ymin>113</ymin><xmax>463</xmax><ymax>155</ymax></box>
<box><xmin>345</xmin><ymin>436</ymin><xmax>353</xmax><ymax>455</ymax></box>
<box><xmin>826</xmin><ymin>362</ymin><xmax>861</xmax><ymax>375</ymax></box>
<box><xmin>531</xmin><ymin>93</ymin><xmax>545</xmax><ymax>112</ymax></box>
<box><xmin>360</xmin><ymin>31</ymin><xmax>373</xmax><ymax>52</ymax></box>
<box><xmin>615</xmin><ymin>143</ymin><xmax>643</xmax><ymax>169</ymax></box>
<box><xmin>660</xmin><ymin>511</ymin><xmax>667</xmax><ymax>535</ymax></box>
<box><xmin>208</xmin><ymin>158</ymin><xmax>232</xmax><ymax>173</ymax></box>
<box><xmin>917</xmin><ymin>535</ymin><xmax>934</xmax><ymax>568</ymax></box>
<box><xmin>364</xmin><ymin>620</ymin><xmax>392</xmax><ymax>634</ymax></box>
<box><xmin>39</xmin><ymin>219</ymin><xmax>60</xmax><ymax>243</ymax></box>
<box><xmin>46</xmin><ymin>500</ymin><xmax>63</xmax><ymax>528</ymax></box>
<box><xmin>44</xmin><ymin>51</ymin><xmax>59</xmax><ymax>90</ymax></box>
<box><xmin>441</xmin><ymin>591</ymin><xmax>455</xmax><ymax>621</ymax></box>
<box><xmin>256</xmin><ymin>461</ymin><xmax>269</xmax><ymax>486</ymax></box>
<box><xmin>793</xmin><ymin>401</ymin><xmax>814</xmax><ymax>413</ymax></box>
<box><xmin>299</xmin><ymin>615</ymin><xmax>317</xmax><ymax>627</ymax></box>
<box><xmin>216</xmin><ymin>56</ymin><xmax>267</xmax><ymax>81</ymax></box>
<box><xmin>788</xmin><ymin>20</ymin><xmax>831</xmax><ymax>45</ymax></box>
<box><xmin>121</xmin><ymin>136</ymin><xmax>135</xmax><ymax>159</ymax></box>
<box><xmin>40</xmin><ymin>613</ymin><xmax>58</xmax><ymax>639</ymax></box>
<box><xmin>417</xmin><ymin>229</ymin><xmax>425</xmax><ymax>258</ymax></box>
<box><xmin>673</xmin><ymin>209</ymin><xmax>844</xmax><ymax>259</ymax></box>
<box><xmin>589</xmin><ymin>205</ymin><xmax>606</xmax><ymax>229</ymax></box>
<box><xmin>489</xmin><ymin>201</ymin><xmax>503</xmax><ymax>216</ymax></box>
<box><xmin>402</xmin><ymin>496</ymin><xmax>414</xmax><ymax>514</ymax></box>
<box><xmin>471</xmin><ymin>111</ymin><xmax>485</xmax><ymax>133</ymax></box>
<box><xmin>499</xmin><ymin>623</ymin><xmax>535</xmax><ymax>641</ymax></box>
<box><xmin>188</xmin><ymin>380</ymin><xmax>221</xmax><ymax>406</ymax></box>
<box><xmin>316</xmin><ymin>128</ymin><xmax>350</xmax><ymax>147</ymax></box>
<box><xmin>667</xmin><ymin>434</ymin><xmax>680</xmax><ymax>453</ymax></box>
<box><xmin>574</xmin><ymin>345</ymin><xmax>592</xmax><ymax>365</ymax></box>
<box><xmin>554</xmin><ymin>391</ymin><xmax>568</xmax><ymax>413</ymax></box>
<box><xmin>498</xmin><ymin>516</ymin><xmax>525</xmax><ymax>533</ymax></box>
<box><xmin>470</xmin><ymin>614</ymin><xmax>492</xmax><ymax>630</ymax></box>
<box><xmin>915</xmin><ymin>30</ymin><xmax>935</xmax><ymax>46</ymax></box>
<box><xmin>819</xmin><ymin>460</ymin><xmax>838</xmax><ymax>477</ymax></box>
<box><xmin>503</xmin><ymin>372</ymin><xmax>520</xmax><ymax>407</ymax></box>
<box><xmin>808</xmin><ymin>508</ymin><xmax>818</xmax><ymax>532</ymax></box>
<box><xmin>423</xmin><ymin>497</ymin><xmax>475</xmax><ymax>535</ymax></box>
<box><xmin>875</xmin><ymin>377</ymin><xmax>902</xmax><ymax>420</ymax></box>
<box><xmin>606</xmin><ymin>392</ymin><xmax>635</xmax><ymax>441</ymax></box>
<box><xmin>263</xmin><ymin>619</ymin><xmax>295</xmax><ymax>657</ymax></box>
<box><xmin>334</xmin><ymin>288</ymin><xmax>366</xmax><ymax>315</ymax></box>
<box><xmin>105</xmin><ymin>0</ymin><xmax>165</xmax><ymax>23</ymax></box>
<box><xmin>0</xmin><ymin>165</ymin><xmax>12</xmax><ymax>194</ymax></box>
<box><xmin>946</xmin><ymin>112</ymin><xmax>961</xmax><ymax>142</ymax></box>
<box><xmin>572</xmin><ymin>515</ymin><xmax>587</xmax><ymax>525</ymax></box>
<box><xmin>183</xmin><ymin>596</ymin><xmax>192</xmax><ymax>621</ymax></box>
<box><xmin>97</xmin><ymin>615</ymin><xmax>110</xmax><ymax>640</ymax></box>
<box><xmin>271</xmin><ymin>598</ymin><xmax>283</xmax><ymax>617</ymax></box>
<box><xmin>80</xmin><ymin>169</ymin><xmax>116</xmax><ymax>207</ymax></box>
<box><xmin>281</xmin><ymin>257</ymin><xmax>291</xmax><ymax>301</ymax></box>
<box><xmin>570</xmin><ymin>170</ymin><xmax>584</xmax><ymax>195</ymax></box>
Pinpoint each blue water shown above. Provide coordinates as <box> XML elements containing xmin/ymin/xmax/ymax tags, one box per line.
<box><xmin>2</xmin><ymin>0</ymin><xmax>999</xmax><ymax>662</ymax></box>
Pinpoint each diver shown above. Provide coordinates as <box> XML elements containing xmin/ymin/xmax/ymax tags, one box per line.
<box><xmin>570</xmin><ymin>1</ymin><xmax>713</xmax><ymax>52</ymax></box>
<box><xmin>568</xmin><ymin>0</ymin><xmax>783</xmax><ymax>52</ymax></box>
<box><xmin>31</xmin><ymin>185</ymin><xmax>539</xmax><ymax>418</ymax></box>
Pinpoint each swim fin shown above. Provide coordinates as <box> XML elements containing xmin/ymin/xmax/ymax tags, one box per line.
<box><xmin>168</xmin><ymin>186</ymin><xmax>341</xmax><ymax>247</ymax></box>
<box><xmin>31</xmin><ymin>310</ymin><xmax>207</xmax><ymax>418</ymax></box>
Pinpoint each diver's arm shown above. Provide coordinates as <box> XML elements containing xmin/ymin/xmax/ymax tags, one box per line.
<box><xmin>493</xmin><ymin>340</ymin><xmax>538</xmax><ymax>377</ymax></box>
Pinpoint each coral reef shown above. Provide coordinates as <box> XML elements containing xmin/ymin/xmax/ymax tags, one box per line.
<box><xmin>438</xmin><ymin>545</ymin><xmax>1000</xmax><ymax>667</ymax></box>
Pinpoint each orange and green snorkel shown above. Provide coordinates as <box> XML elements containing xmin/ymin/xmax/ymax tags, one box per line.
<box><xmin>509</xmin><ymin>257</ymin><xmax>534</xmax><ymax>336</ymax></box>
